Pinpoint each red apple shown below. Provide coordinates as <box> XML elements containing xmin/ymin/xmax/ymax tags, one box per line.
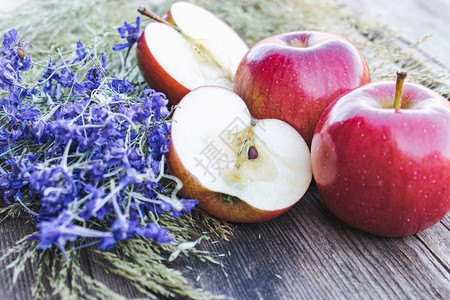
<box><xmin>233</xmin><ymin>31</ymin><xmax>370</xmax><ymax>147</ymax></box>
<box><xmin>136</xmin><ymin>2</ymin><xmax>249</xmax><ymax>106</ymax></box>
<box><xmin>167</xmin><ymin>86</ymin><xmax>312</xmax><ymax>223</ymax></box>
<box><xmin>311</xmin><ymin>73</ymin><xmax>450</xmax><ymax>237</ymax></box>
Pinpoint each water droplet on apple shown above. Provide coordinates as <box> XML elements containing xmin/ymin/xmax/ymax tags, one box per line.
<box><xmin>407</xmin><ymin>218</ymin><xmax>411</xmax><ymax>222</ymax></box>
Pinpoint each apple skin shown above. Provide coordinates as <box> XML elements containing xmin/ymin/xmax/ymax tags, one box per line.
<box><xmin>234</xmin><ymin>31</ymin><xmax>370</xmax><ymax>147</ymax></box>
<box><xmin>136</xmin><ymin>32</ymin><xmax>189</xmax><ymax>105</ymax></box>
<box><xmin>167</xmin><ymin>141</ymin><xmax>290</xmax><ymax>223</ymax></box>
<box><xmin>311</xmin><ymin>81</ymin><xmax>450</xmax><ymax>237</ymax></box>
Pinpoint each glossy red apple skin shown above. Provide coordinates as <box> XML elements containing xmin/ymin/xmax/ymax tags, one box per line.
<box><xmin>136</xmin><ymin>32</ymin><xmax>189</xmax><ymax>106</ymax></box>
<box><xmin>234</xmin><ymin>31</ymin><xmax>370</xmax><ymax>147</ymax></box>
<box><xmin>311</xmin><ymin>81</ymin><xmax>450</xmax><ymax>237</ymax></box>
<box><xmin>167</xmin><ymin>141</ymin><xmax>290</xmax><ymax>223</ymax></box>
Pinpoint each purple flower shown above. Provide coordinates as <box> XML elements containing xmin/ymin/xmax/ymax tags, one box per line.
<box><xmin>112</xmin><ymin>17</ymin><xmax>141</xmax><ymax>52</ymax></box>
<box><xmin>30</xmin><ymin>211</ymin><xmax>79</xmax><ymax>253</ymax></box>
<box><xmin>180</xmin><ymin>198</ymin><xmax>198</xmax><ymax>214</ymax></box>
<box><xmin>148</xmin><ymin>122</ymin><xmax>171</xmax><ymax>159</ymax></box>
<box><xmin>169</xmin><ymin>199</ymin><xmax>198</xmax><ymax>217</ymax></box>
<box><xmin>80</xmin><ymin>184</ymin><xmax>108</xmax><ymax>220</ymax></box>
<box><xmin>2</xmin><ymin>29</ymin><xmax>18</xmax><ymax>49</ymax></box>
<box><xmin>133</xmin><ymin>89</ymin><xmax>169</xmax><ymax>122</ymax></box>
<box><xmin>72</xmin><ymin>41</ymin><xmax>88</xmax><ymax>64</ymax></box>
<box><xmin>147</xmin><ymin>90</ymin><xmax>169</xmax><ymax>121</ymax></box>
<box><xmin>134</xmin><ymin>222</ymin><xmax>174</xmax><ymax>244</ymax></box>
<box><xmin>109</xmin><ymin>78</ymin><xmax>134</xmax><ymax>94</ymax></box>
<box><xmin>90</xmin><ymin>161</ymin><xmax>105</xmax><ymax>179</ymax></box>
<box><xmin>112</xmin><ymin>17</ymin><xmax>141</xmax><ymax>63</ymax></box>
<box><xmin>0</xmin><ymin>29</ymin><xmax>33</xmax><ymax>86</ymax></box>
<box><xmin>103</xmin><ymin>140</ymin><xmax>126</xmax><ymax>166</ymax></box>
<box><xmin>29</xmin><ymin>210</ymin><xmax>113</xmax><ymax>258</ymax></box>
<box><xmin>48</xmin><ymin>119</ymin><xmax>78</xmax><ymax>142</ymax></box>
<box><xmin>84</xmin><ymin>66</ymin><xmax>105</xmax><ymax>90</ymax></box>
<box><xmin>28</xmin><ymin>166</ymin><xmax>77</xmax><ymax>218</ymax></box>
<box><xmin>0</xmin><ymin>58</ymin><xmax>18</xmax><ymax>86</ymax></box>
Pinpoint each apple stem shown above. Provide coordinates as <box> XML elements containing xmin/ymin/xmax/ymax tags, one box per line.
<box><xmin>394</xmin><ymin>71</ymin><xmax>407</xmax><ymax>110</ymax></box>
<box><xmin>137</xmin><ymin>6</ymin><xmax>180</xmax><ymax>32</ymax></box>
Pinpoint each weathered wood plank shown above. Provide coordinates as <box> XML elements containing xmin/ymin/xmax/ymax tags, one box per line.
<box><xmin>0</xmin><ymin>220</ymin><xmax>35</xmax><ymax>300</ymax></box>
<box><xmin>175</xmin><ymin>187</ymin><xmax>450</xmax><ymax>299</ymax></box>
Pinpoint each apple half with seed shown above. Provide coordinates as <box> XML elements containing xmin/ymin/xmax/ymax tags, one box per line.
<box><xmin>136</xmin><ymin>2</ymin><xmax>249</xmax><ymax>105</ymax></box>
<box><xmin>167</xmin><ymin>86</ymin><xmax>312</xmax><ymax>223</ymax></box>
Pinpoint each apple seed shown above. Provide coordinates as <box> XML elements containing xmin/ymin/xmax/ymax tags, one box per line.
<box><xmin>248</xmin><ymin>145</ymin><xmax>258</xmax><ymax>160</ymax></box>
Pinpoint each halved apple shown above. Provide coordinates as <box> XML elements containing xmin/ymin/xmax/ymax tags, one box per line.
<box><xmin>136</xmin><ymin>2</ymin><xmax>249</xmax><ymax>105</ymax></box>
<box><xmin>167</xmin><ymin>86</ymin><xmax>312</xmax><ymax>223</ymax></box>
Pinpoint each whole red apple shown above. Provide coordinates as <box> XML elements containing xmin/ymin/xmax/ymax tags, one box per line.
<box><xmin>311</xmin><ymin>73</ymin><xmax>450</xmax><ymax>237</ymax></box>
<box><xmin>136</xmin><ymin>2</ymin><xmax>248</xmax><ymax>106</ymax></box>
<box><xmin>167</xmin><ymin>86</ymin><xmax>312</xmax><ymax>223</ymax></box>
<box><xmin>234</xmin><ymin>31</ymin><xmax>370</xmax><ymax>147</ymax></box>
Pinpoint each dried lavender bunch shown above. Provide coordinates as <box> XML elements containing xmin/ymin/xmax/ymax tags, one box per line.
<box><xmin>0</xmin><ymin>26</ymin><xmax>198</xmax><ymax>257</ymax></box>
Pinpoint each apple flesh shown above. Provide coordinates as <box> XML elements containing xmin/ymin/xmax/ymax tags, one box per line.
<box><xmin>167</xmin><ymin>86</ymin><xmax>312</xmax><ymax>223</ymax></box>
<box><xmin>234</xmin><ymin>31</ymin><xmax>370</xmax><ymax>147</ymax></box>
<box><xmin>136</xmin><ymin>1</ymin><xmax>249</xmax><ymax>105</ymax></box>
<box><xmin>311</xmin><ymin>80</ymin><xmax>450</xmax><ymax>237</ymax></box>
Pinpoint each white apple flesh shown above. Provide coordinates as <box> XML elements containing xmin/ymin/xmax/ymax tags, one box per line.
<box><xmin>137</xmin><ymin>2</ymin><xmax>249</xmax><ymax>105</ymax></box>
<box><xmin>167</xmin><ymin>86</ymin><xmax>312</xmax><ymax>223</ymax></box>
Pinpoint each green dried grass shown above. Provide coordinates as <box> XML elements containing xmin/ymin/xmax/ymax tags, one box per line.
<box><xmin>1</xmin><ymin>0</ymin><xmax>449</xmax><ymax>299</ymax></box>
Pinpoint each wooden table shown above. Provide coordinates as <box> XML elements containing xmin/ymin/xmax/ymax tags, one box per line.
<box><xmin>1</xmin><ymin>0</ymin><xmax>449</xmax><ymax>299</ymax></box>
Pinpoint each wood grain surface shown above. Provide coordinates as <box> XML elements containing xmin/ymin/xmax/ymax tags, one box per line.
<box><xmin>1</xmin><ymin>0</ymin><xmax>449</xmax><ymax>299</ymax></box>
